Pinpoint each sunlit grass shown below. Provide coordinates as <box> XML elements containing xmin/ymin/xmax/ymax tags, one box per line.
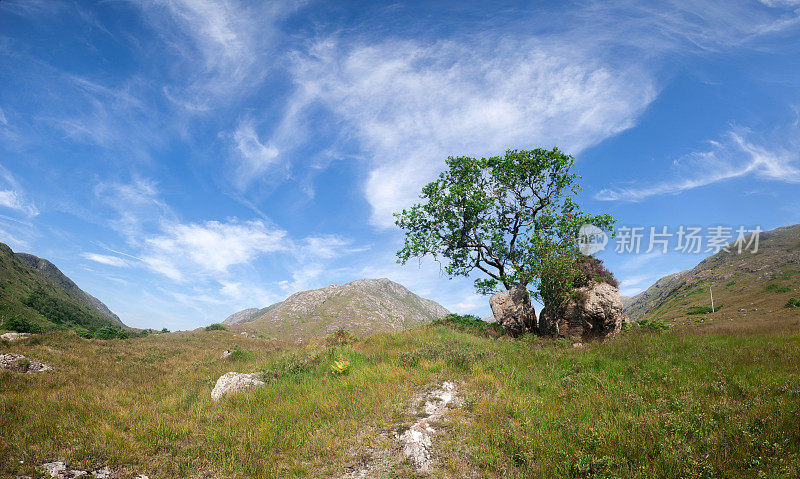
<box><xmin>1</xmin><ymin>323</ymin><xmax>799</xmax><ymax>478</ymax></box>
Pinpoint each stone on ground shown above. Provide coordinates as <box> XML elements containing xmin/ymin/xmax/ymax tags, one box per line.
<box><xmin>210</xmin><ymin>372</ymin><xmax>265</xmax><ymax>401</ymax></box>
<box><xmin>489</xmin><ymin>287</ymin><xmax>537</xmax><ymax>337</ymax></box>
<box><xmin>399</xmin><ymin>381</ymin><xmax>460</xmax><ymax>472</ymax></box>
<box><xmin>1</xmin><ymin>332</ymin><xmax>32</xmax><ymax>342</ymax></box>
<box><xmin>539</xmin><ymin>281</ymin><xmax>625</xmax><ymax>340</ymax></box>
<box><xmin>0</xmin><ymin>353</ymin><xmax>52</xmax><ymax>373</ymax></box>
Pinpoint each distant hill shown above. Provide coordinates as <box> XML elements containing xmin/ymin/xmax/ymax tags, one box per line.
<box><xmin>624</xmin><ymin>224</ymin><xmax>800</xmax><ymax>325</ymax></box>
<box><xmin>0</xmin><ymin>242</ymin><xmax>126</xmax><ymax>334</ymax></box>
<box><xmin>227</xmin><ymin>278</ymin><xmax>449</xmax><ymax>339</ymax></box>
<box><xmin>222</xmin><ymin>308</ymin><xmax>260</xmax><ymax>325</ymax></box>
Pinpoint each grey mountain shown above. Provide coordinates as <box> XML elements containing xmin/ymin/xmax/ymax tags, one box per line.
<box><xmin>222</xmin><ymin>308</ymin><xmax>260</xmax><ymax>325</ymax></box>
<box><xmin>228</xmin><ymin>278</ymin><xmax>450</xmax><ymax>338</ymax></box>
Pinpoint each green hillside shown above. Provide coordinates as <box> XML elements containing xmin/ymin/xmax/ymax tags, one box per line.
<box><xmin>624</xmin><ymin>224</ymin><xmax>800</xmax><ymax>327</ymax></box>
<box><xmin>0</xmin><ymin>242</ymin><xmax>127</xmax><ymax>337</ymax></box>
<box><xmin>1</xmin><ymin>318</ymin><xmax>798</xmax><ymax>478</ymax></box>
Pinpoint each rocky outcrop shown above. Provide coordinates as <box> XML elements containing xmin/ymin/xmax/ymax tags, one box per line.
<box><xmin>0</xmin><ymin>353</ymin><xmax>52</xmax><ymax>373</ymax></box>
<box><xmin>222</xmin><ymin>308</ymin><xmax>260</xmax><ymax>325</ymax></box>
<box><xmin>210</xmin><ymin>372</ymin><xmax>265</xmax><ymax>401</ymax></box>
<box><xmin>398</xmin><ymin>381</ymin><xmax>460</xmax><ymax>473</ymax></box>
<box><xmin>489</xmin><ymin>288</ymin><xmax>536</xmax><ymax>337</ymax></box>
<box><xmin>40</xmin><ymin>461</ymin><xmax>148</xmax><ymax>478</ymax></box>
<box><xmin>539</xmin><ymin>281</ymin><xmax>624</xmax><ymax>340</ymax></box>
<box><xmin>1</xmin><ymin>332</ymin><xmax>32</xmax><ymax>342</ymax></box>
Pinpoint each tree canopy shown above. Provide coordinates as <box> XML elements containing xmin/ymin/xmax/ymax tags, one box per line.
<box><xmin>395</xmin><ymin>147</ymin><xmax>614</xmax><ymax>307</ymax></box>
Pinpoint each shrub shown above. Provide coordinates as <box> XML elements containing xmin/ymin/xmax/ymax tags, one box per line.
<box><xmin>94</xmin><ymin>326</ymin><xmax>129</xmax><ymax>340</ymax></box>
<box><xmin>433</xmin><ymin>313</ymin><xmax>503</xmax><ymax>337</ymax></box>
<box><xmin>765</xmin><ymin>283</ymin><xmax>791</xmax><ymax>294</ymax></box>
<box><xmin>205</xmin><ymin>323</ymin><xmax>227</xmax><ymax>331</ymax></box>
<box><xmin>573</xmin><ymin>256</ymin><xmax>619</xmax><ymax>288</ymax></box>
<box><xmin>785</xmin><ymin>298</ymin><xmax>800</xmax><ymax>309</ymax></box>
<box><xmin>636</xmin><ymin>317</ymin><xmax>669</xmax><ymax>331</ymax></box>
<box><xmin>161</xmin><ymin>327</ymin><xmax>170</xmax><ymax>333</ymax></box>
<box><xmin>2</xmin><ymin>316</ymin><xmax>42</xmax><ymax>333</ymax></box>
<box><xmin>687</xmin><ymin>306</ymin><xmax>722</xmax><ymax>315</ymax></box>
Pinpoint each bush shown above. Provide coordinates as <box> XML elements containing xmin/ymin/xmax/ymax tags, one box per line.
<box><xmin>205</xmin><ymin>323</ymin><xmax>227</xmax><ymax>331</ymax></box>
<box><xmin>573</xmin><ymin>256</ymin><xmax>619</xmax><ymax>288</ymax></box>
<box><xmin>161</xmin><ymin>327</ymin><xmax>170</xmax><ymax>333</ymax></box>
<box><xmin>785</xmin><ymin>298</ymin><xmax>800</xmax><ymax>309</ymax></box>
<box><xmin>687</xmin><ymin>306</ymin><xmax>722</xmax><ymax>315</ymax></box>
<box><xmin>433</xmin><ymin>313</ymin><xmax>503</xmax><ymax>337</ymax></box>
<box><xmin>94</xmin><ymin>326</ymin><xmax>129</xmax><ymax>340</ymax></box>
<box><xmin>2</xmin><ymin>316</ymin><xmax>42</xmax><ymax>333</ymax></box>
<box><xmin>765</xmin><ymin>284</ymin><xmax>791</xmax><ymax>294</ymax></box>
<box><xmin>636</xmin><ymin>317</ymin><xmax>669</xmax><ymax>331</ymax></box>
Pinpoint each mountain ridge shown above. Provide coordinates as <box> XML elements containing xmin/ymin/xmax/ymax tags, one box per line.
<box><xmin>0</xmin><ymin>242</ymin><xmax>126</xmax><ymax>332</ymax></box>
<box><xmin>623</xmin><ymin>224</ymin><xmax>800</xmax><ymax>325</ymax></box>
<box><xmin>225</xmin><ymin>278</ymin><xmax>449</xmax><ymax>339</ymax></box>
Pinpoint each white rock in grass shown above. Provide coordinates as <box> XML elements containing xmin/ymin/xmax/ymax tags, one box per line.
<box><xmin>1</xmin><ymin>332</ymin><xmax>32</xmax><ymax>342</ymax></box>
<box><xmin>211</xmin><ymin>372</ymin><xmax>265</xmax><ymax>401</ymax></box>
<box><xmin>41</xmin><ymin>462</ymin><xmax>66</xmax><ymax>477</ymax></box>
<box><xmin>0</xmin><ymin>353</ymin><xmax>52</xmax><ymax>373</ymax></box>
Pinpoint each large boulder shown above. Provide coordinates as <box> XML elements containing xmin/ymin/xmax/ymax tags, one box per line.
<box><xmin>210</xmin><ymin>372</ymin><xmax>265</xmax><ymax>401</ymax></box>
<box><xmin>0</xmin><ymin>353</ymin><xmax>52</xmax><ymax>373</ymax></box>
<box><xmin>489</xmin><ymin>287</ymin><xmax>537</xmax><ymax>337</ymax></box>
<box><xmin>539</xmin><ymin>281</ymin><xmax>624</xmax><ymax>340</ymax></box>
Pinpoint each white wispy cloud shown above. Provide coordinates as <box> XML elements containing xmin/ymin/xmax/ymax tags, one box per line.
<box><xmin>132</xmin><ymin>0</ymin><xmax>305</xmax><ymax>108</ymax></box>
<box><xmin>596</xmin><ymin>128</ymin><xmax>800</xmax><ymax>201</ymax></box>
<box><xmin>81</xmin><ymin>253</ymin><xmax>131</xmax><ymax>268</ymax></box>
<box><xmin>281</xmin><ymin>37</ymin><xmax>657</xmax><ymax>227</ymax></box>
<box><xmin>230</xmin><ymin>118</ymin><xmax>282</xmax><ymax>189</ymax></box>
<box><xmin>142</xmin><ymin>219</ymin><xmax>288</xmax><ymax>281</ymax></box>
<box><xmin>0</xmin><ymin>163</ymin><xmax>38</xmax><ymax>217</ymax></box>
<box><xmin>94</xmin><ymin>178</ymin><xmax>173</xmax><ymax>244</ymax></box>
<box><xmin>256</xmin><ymin>0</ymin><xmax>800</xmax><ymax>228</ymax></box>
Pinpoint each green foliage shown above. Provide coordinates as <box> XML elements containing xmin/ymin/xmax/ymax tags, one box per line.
<box><xmin>394</xmin><ymin>148</ymin><xmax>614</xmax><ymax>306</ymax></box>
<box><xmin>687</xmin><ymin>306</ymin><xmax>722</xmax><ymax>315</ymax></box>
<box><xmin>635</xmin><ymin>317</ymin><xmax>670</xmax><ymax>331</ymax></box>
<box><xmin>22</xmin><ymin>287</ymin><xmax>108</xmax><ymax>331</ymax></box>
<box><xmin>765</xmin><ymin>284</ymin><xmax>792</xmax><ymax>294</ymax></box>
<box><xmin>330</xmin><ymin>357</ymin><xmax>351</xmax><ymax>375</ymax></box>
<box><xmin>161</xmin><ymin>327</ymin><xmax>170</xmax><ymax>333</ymax></box>
<box><xmin>786</xmin><ymin>298</ymin><xmax>800</xmax><ymax>309</ymax></box>
<box><xmin>325</xmin><ymin>328</ymin><xmax>356</xmax><ymax>346</ymax></box>
<box><xmin>2</xmin><ymin>315</ymin><xmax>42</xmax><ymax>333</ymax></box>
<box><xmin>204</xmin><ymin>323</ymin><xmax>227</xmax><ymax>331</ymax></box>
<box><xmin>93</xmin><ymin>326</ymin><xmax>129</xmax><ymax>340</ymax></box>
<box><xmin>433</xmin><ymin>313</ymin><xmax>503</xmax><ymax>337</ymax></box>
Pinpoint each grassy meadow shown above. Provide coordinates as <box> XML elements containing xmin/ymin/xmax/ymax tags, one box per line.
<box><xmin>1</xmin><ymin>319</ymin><xmax>799</xmax><ymax>478</ymax></box>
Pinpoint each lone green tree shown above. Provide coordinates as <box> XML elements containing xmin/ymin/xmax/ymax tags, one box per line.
<box><xmin>395</xmin><ymin>147</ymin><xmax>614</xmax><ymax>316</ymax></box>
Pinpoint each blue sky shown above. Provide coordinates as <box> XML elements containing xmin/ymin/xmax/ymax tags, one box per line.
<box><xmin>1</xmin><ymin>0</ymin><xmax>799</xmax><ymax>330</ymax></box>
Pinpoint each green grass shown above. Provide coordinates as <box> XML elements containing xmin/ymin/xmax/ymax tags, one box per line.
<box><xmin>765</xmin><ymin>284</ymin><xmax>792</xmax><ymax>294</ymax></box>
<box><xmin>1</xmin><ymin>323</ymin><xmax>799</xmax><ymax>478</ymax></box>
<box><xmin>687</xmin><ymin>305</ymin><xmax>722</xmax><ymax>315</ymax></box>
<box><xmin>204</xmin><ymin>323</ymin><xmax>228</xmax><ymax>331</ymax></box>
